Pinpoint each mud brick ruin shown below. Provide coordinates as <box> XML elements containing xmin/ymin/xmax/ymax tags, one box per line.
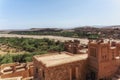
<box><xmin>0</xmin><ymin>62</ymin><xmax>34</xmax><ymax>80</ymax></box>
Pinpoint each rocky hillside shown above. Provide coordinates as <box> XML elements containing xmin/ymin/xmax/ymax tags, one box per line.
<box><xmin>1</xmin><ymin>25</ymin><xmax>120</xmax><ymax>39</ymax></box>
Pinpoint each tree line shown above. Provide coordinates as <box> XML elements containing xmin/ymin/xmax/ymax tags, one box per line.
<box><xmin>9</xmin><ymin>31</ymin><xmax>99</xmax><ymax>39</ymax></box>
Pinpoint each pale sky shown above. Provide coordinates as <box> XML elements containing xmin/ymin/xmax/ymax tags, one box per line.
<box><xmin>0</xmin><ymin>0</ymin><xmax>120</xmax><ymax>29</ymax></box>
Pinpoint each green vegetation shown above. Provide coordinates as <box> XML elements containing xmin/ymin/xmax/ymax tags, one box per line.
<box><xmin>10</xmin><ymin>31</ymin><xmax>77</xmax><ymax>37</ymax></box>
<box><xmin>0</xmin><ymin>37</ymin><xmax>64</xmax><ymax>52</ymax></box>
<box><xmin>0</xmin><ymin>52</ymin><xmax>46</xmax><ymax>64</ymax></box>
<box><xmin>88</xmin><ymin>34</ymin><xmax>99</xmax><ymax>39</ymax></box>
<box><xmin>0</xmin><ymin>37</ymin><xmax>64</xmax><ymax>64</ymax></box>
<box><xmin>10</xmin><ymin>31</ymin><xmax>99</xmax><ymax>39</ymax></box>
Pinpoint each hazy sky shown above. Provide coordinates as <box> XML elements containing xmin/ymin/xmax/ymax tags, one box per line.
<box><xmin>0</xmin><ymin>0</ymin><xmax>120</xmax><ymax>29</ymax></box>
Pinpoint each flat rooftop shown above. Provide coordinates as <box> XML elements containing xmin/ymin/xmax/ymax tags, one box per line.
<box><xmin>79</xmin><ymin>49</ymin><xmax>88</xmax><ymax>54</ymax></box>
<box><xmin>34</xmin><ymin>52</ymin><xmax>88</xmax><ymax>67</ymax></box>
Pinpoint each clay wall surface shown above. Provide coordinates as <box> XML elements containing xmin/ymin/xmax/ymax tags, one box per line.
<box><xmin>88</xmin><ymin>43</ymin><xmax>99</xmax><ymax>71</ymax></box>
<box><xmin>98</xmin><ymin>60</ymin><xmax>120</xmax><ymax>79</ymax></box>
<box><xmin>33</xmin><ymin>57</ymin><xmax>46</xmax><ymax>80</ymax></box>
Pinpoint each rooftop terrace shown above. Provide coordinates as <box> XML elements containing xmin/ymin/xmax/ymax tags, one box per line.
<box><xmin>34</xmin><ymin>52</ymin><xmax>88</xmax><ymax>67</ymax></box>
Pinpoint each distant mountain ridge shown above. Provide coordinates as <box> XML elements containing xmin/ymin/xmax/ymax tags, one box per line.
<box><xmin>102</xmin><ymin>25</ymin><xmax>120</xmax><ymax>29</ymax></box>
<box><xmin>0</xmin><ymin>25</ymin><xmax>120</xmax><ymax>34</ymax></box>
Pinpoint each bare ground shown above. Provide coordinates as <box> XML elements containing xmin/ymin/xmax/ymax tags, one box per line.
<box><xmin>0</xmin><ymin>34</ymin><xmax>89</xmax><ymax>44</ymax></box>
<box><xmin>0</xmin><ymin>34</ymin><xmax>120</xmax><ymax>44</ymax></box>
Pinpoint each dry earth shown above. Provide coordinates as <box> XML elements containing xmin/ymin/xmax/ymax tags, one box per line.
<box><xmin>0</xmin><ymin>34</ymin><xmax>120</xmax><ymax>44</ymax></box>
<box><xmin>0</xmin><ymin>34</ymin><xmax>89</xmax><ymax>44</ymax></box>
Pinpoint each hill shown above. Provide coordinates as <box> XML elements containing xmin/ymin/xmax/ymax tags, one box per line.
<box><xmin>1</xmin><ymin>25</ymin><xmax>120</xmax><ymax>39</ymax></box>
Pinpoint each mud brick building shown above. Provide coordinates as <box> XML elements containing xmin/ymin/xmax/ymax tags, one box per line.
<box><xmin>33</xmin><ymin>40</ymin><xmax>120</xmax><ymax>80</ymax></box>
<box><xmin>64</xmin><ymin>40</ymin><xmax>81</xmax><ymax>54</ymax></box>
<box><xmin>88</xmin><ymin>40</ymin><xmax>120</xmax><ymax>80</ymax></box>
<box><xmin>64</xmin><ymin>40</ymin><xmax>88</xmax><ymax>54</ymax></box>
<box><xmin>33</xmin><ymin>52</ymin><xmax>88</xmax><ymax>80</ymax></box>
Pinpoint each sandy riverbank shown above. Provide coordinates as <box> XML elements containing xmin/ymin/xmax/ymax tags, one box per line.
<box><xmin>0</xmin><ymin>34</ymin><xmax>120</xmax><ymax>45</ymax></box>
<box><xmin>0</xmin><ymin>34</ymin><xmax>89</xmax><ymax>44</ymax></box>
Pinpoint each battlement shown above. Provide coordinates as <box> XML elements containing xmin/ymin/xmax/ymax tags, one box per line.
<box><xmin>88</xmin><ymin>39</ymin><xmax>120</xmax><ymax>58</ymax></box>
<box><xmin>89</xmin><ymin>39</ymin><xmax>120</xmax><ymax>48</ymax></box>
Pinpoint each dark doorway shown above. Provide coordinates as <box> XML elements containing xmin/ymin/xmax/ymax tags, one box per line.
<box><xmin>86</xmin><ymin>71</ymin><xmax>96</xmax><ymax>80</ymax></box>
<box><xmin>73</xmin><ymin>46</ymin><xmax>77</xmax><ymax>54</ymax></box>
<box><xmin>34</xmin><ymin>68</ymin><xmax>38</xmax><ymax>78</ymax></box>
<box><xmin>71</xmin><ymin>67</ymin><xmax>76</xmax><ymax>80</ymax></box>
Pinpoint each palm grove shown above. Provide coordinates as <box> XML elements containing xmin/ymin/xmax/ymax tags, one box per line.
<box><xmin>0</xmin><ymin>37</ymin><xmax>64</xmax><ymax>65</ymax></box>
